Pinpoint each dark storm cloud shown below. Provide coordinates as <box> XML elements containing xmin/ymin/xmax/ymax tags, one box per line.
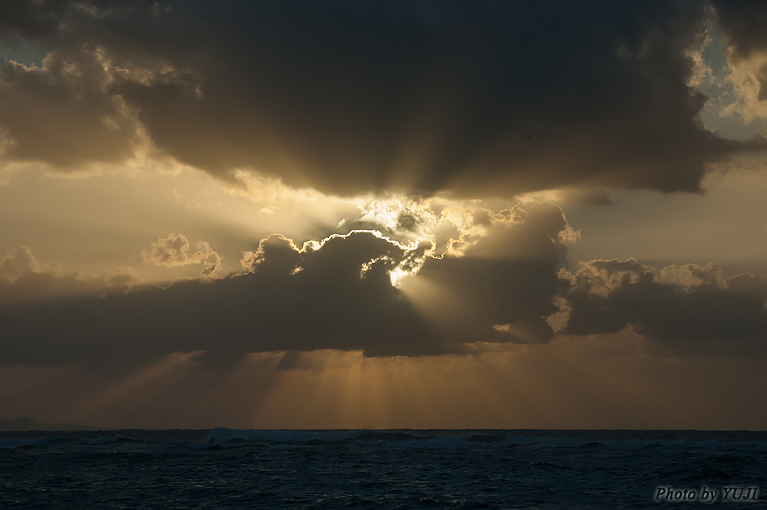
<box><xmin>710</xmin><ymin>0</ymin><xmax>767</xmax><ymax>103</ymax></box>
<box><xmin>563</xmin><ymin>259</ymin><xmax>767</xmax><ymax>357</ymax></box>
<box><xmin>0</xmin><ymin>203</ymin><xmax>572</xmax><ymax>371</ymax></box>
<box><xmin>0</xmin><ymin>51</ymin><xmax>142</xmax><ymax>170</ymax></box>
<box><xmin>0</xmin><ymin>1</ymin><xmax>142</xmax><ymax>172</ymax></box>
<box><xmin>711</xmin><ymin>0</ymin><xmax>767</xmax><ymax>59</ymax></box>
<box><xmin>2</xmin><ymin>0</ymin><xmax>763</xmax><ymax>195</ymax></box>
<box><xmin>0</xmin><ymin>0</ymin><xmax>78</xmax><ymax>40</ymax></box>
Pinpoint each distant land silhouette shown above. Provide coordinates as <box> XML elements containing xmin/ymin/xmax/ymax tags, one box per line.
<box><xmin>0</xmin><ymin>417</ymin><xmax>100</xmax><ymax>431</ymax></box>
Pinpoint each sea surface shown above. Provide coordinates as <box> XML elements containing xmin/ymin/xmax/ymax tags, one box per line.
<box><xmin>1</xmin><ymin>429</ymin><xmax>765</xmax><ymax>509</ymax></box>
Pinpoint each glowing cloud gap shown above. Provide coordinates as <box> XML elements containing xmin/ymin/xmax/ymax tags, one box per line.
<box><xmin>243</xmin><ymin>229</ymin><xmax>430</xmax><ymax>288</ymax></box>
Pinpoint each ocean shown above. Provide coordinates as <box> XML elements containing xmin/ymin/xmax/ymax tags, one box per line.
<box><xmin>1</xmin><ymin>429</ymin><xmax>765</xmax><ymax>509</ymax></box>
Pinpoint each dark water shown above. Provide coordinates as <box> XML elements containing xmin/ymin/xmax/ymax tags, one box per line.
<box><xmin>1</xmin><ymin>429</ymin><xmax>765</xmax><ymax>509</ymax></box>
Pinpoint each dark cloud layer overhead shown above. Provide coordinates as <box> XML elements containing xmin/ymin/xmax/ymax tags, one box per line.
<box><xmin>711</xmin><ymin>0</ymin><xmax>767</xmax><ymax>106</ymax></box>
<box><xmin>2</xmin><ymin>0</ymin><xmax>765</xmax><ymax>195</ymax></box>
<box><xmin>711</xmin><ymin>0</ymin><xmax>767</xmax><ymax>59</ymax></box>
<box><xmin>0</xmin><ymin>0</ymin><xmax>81</xmax><ymax>40</ymax></box>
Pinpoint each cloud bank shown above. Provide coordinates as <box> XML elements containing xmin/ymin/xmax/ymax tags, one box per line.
<box><xmin>563</xmin><ymin>259</ymin><xmax>767</xmax><ymax>357</ymax></box>
<box><xmin>3</xmin><ymin>197</ymin><xmax>765</xmax><ymax>373</ymax></box>
<box><xmin>0</xmin><ymin>202</ymin><xmax>573</xmax><ymax>370</ymax></box>
<box><xmin>0</xmin><ymin>246</ymin><xmax>138</xmax><ymax>304</ymax></box>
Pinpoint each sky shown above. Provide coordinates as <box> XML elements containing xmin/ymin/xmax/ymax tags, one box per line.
<box><xmin>1</xmin><ymin>0</ymin><xmax>767</xmax><ymax>430</ymax></box>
